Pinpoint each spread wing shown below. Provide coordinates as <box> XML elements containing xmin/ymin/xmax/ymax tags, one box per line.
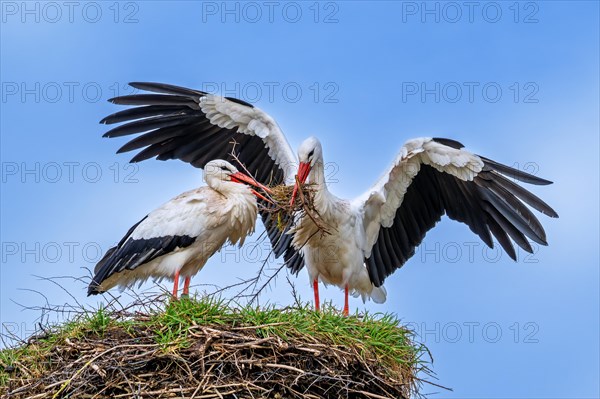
<box><xmin>101</xmin><ymin>82</ymin><xmax>303</xmax><ymax>272</ymax></box>
<box><xmin>354</xmin><ymin>137</ymin><xmax>558</xmax><ymax>287</ymax></box>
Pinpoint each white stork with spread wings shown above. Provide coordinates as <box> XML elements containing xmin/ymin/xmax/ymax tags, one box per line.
<box><xmin>289</xmin><ymin>136</ymin><xmax>558</xmax><ymax>314</ymax></box>
<box><xmin>100</xmin><ymin>82</ymin><xmax>558</xmax><ymax>313</ymax></box>
<box><xmin>88</xmin><ymin>160</ymin><xmax>270</xmax><ymax>298</ymax></box>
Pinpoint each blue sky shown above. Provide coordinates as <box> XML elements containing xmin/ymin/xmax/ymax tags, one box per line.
<box><xmin>1</xmin><ymin>1</ymin><xmax>599</xmax><ymax>397</ymax></box>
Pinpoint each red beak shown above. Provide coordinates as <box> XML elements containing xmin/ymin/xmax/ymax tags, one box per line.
<box><xmin>290</xmin><ymin>162</ymin><xmax>311</xmax><ymax>206</ymax></box>
<box><xmin>230</xmin><ymin>172</ymin><xmax>274</xmax><ymax>203</ymax></box>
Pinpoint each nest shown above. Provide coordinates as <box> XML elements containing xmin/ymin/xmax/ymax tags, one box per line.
<box><xmin>259</xmin><ymin>182</ymin><xmax>331</xmax><ymax>236</ymax></box>
<box><xmin>228</xmin><ymin>146</ymin><xmax>330</xmax><ymax>236</ymax></box>
<box><xmin>1</xmin><ymin>300</ymin><xmax>429</xmax><ymax>399</ymax></box>
<box><xmin>268</xmin><ymin>184</ymin><xmax>310</xmax><ymax>214</ymax></box>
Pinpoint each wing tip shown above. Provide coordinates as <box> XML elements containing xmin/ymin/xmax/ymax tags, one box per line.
<box><xmin>102</xmin><ymin>128</ymin><xmax>122</xmax><ymax>138</ymax></box>
<box><xmin>483</xmin><ymin>157</ymin><xmax>555</xmax><ymax>186</ymax></box>
<box><xmin>129</xmin><ymin>153</ymin><xmax>150</xmax><ymax>163</ymax></box>
<box><xmin>87</xmin><ymin>282</ymin><xmax>101</xmax><ymax>296</ymax></box>
<box><xmin>493</xmin><ymin>238</ymin><xmax>518</xmax><ymax>261</ymax></box>
<box><xmin>128</xmin><ymin>81</ymin><xmax>149</xmax><ymax>90</ymax></box>
<box><xmin>544</xmin><ymin>208</ymin><xmax>559</xmax><ymax>218</ymax></box>
<box><xmin>530</xmin><ymin>176</ymin><xmax>553</xmax><ymax>186</ymax></box>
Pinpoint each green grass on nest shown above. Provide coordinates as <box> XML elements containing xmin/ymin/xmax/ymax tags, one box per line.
<box><xmin>0</xmin><ymin>297</ymin><xmax>431</xmax><ymax>399</ymax></box>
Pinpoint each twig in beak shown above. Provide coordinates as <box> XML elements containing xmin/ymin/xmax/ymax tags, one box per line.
<box><xmin>251</xmin><ymin>189</ymin><xmax>273</xmax><ymax>204</ymax></box>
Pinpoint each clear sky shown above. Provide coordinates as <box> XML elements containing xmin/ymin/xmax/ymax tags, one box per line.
<box><xmin>1</xmin><ymin>1</ymin><xmax>599</xmax><ymax>397</ymax></box>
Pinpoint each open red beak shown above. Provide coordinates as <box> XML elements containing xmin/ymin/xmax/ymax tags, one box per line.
<box><xmin>230</xmin><ymin>172</ymin><xmax>274</xmax><ymax>203</ymax></box>
<box><xmin>290</xmin><ymin>162</ymin><xmax>311</xmax><ymax>206</ymax></box>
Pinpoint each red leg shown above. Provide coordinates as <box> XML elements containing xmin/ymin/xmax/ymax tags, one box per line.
<box><xmin>172</xmin><ymin>270</ymin><xmax>180</xmax><ymax>299</ymax></box>
<box><xmin>342</xmin><ymin>285</ymin><xmax>349</xmax><ymax>316</ymax></box>
<box><xmin>182</xmin><ymin>276</ymin><xmax>191</xmax><ymax>296</ymax></box>
<box><xmin>313</xmin><ymin>279</ymin><xmax>320</xmax><ymax>312</ymax></box>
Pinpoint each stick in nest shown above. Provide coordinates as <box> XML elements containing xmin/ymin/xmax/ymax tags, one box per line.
<box><xmin>258</xmin><ymin>181</ymin><xmax>331</xmax><ymax>236</ymax></box>
<box><xmin>228</xmin><ymin>143</ymin><xmax>331</xmax><ymax>236</ymax></box>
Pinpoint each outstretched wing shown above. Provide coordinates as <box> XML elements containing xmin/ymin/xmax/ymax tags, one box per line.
<box><xmin>101</xmin><ymin>82</ymin><xmax>303</xmax><ymax>272</ymax></box>
<box><xmin>355</xmin><ymin>137</ymin><xmax>558</xmax><ymax>287</ymax></box>
<box><xmin>102</xmin><ymin>82</ymin><xmax>297</xmax><ymax>184</ymax></box>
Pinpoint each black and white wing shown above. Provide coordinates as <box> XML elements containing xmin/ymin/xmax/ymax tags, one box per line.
<box><xmin>100</xmin><ymin>82</ymin><xmax>303</xmax><ymax>273</ymax></box>
<box><xmin>354</xmin><ymin>137</ymin><xmax>558</xmax><ymax>287</ymax></box>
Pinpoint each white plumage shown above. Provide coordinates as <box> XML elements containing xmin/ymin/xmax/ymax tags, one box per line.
<box><xmin>88</xmin><ymin>160</ymin><xmax>265</xmax><ymax>297</ymax></box>
<box><xmin>199</xmin><ymin>93</ymin><xmax>298</xmax><ymax>183</ymax></box>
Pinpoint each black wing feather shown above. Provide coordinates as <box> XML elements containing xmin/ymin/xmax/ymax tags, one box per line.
<box><xmin>486</xmin><ymin>171</ymin><xmax>558</xmax><ymax>217</ymax></box>
<box><xmin>480</xmin><ymin>156</ymin><xmax>553</xmax><ymax>185</ymax></box>
<box><xmin>88</xmin><ymin>216</ymin><xmax>197</xmax><ymax>296</ymax></box>
<box><xmin>100</xmin><ymin>105</ymin><xmax>187</xmax><ymax>124</ymax></box>
<box><xmin>109</xmin><ymin>94</ymin><xmax>199</xmax><ymax>108</ymax></box>
<box><xmin>117</xmin><ymin>122</ymin><xmax>206</xmax><ymax>154</ymax></box>
<box><xmin>366</xmin><ymin>145</ymin><xmax>557</xmax><ymax>287</ymax></box>
<box><xmin>129</xmin><ymin>82</ymin><xmax>207</xmax><ymax>97</ymax></box>
<box><xmin>103</xmin><ymin>114</ymin><xmax>200</xmax><ymax>138</ymax></box>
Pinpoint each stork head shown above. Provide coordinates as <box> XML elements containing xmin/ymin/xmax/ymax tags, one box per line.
<box><xmin>204</xmin><ymin>160</ymin><xmax>272</xmax><ymax>200</ymax></box>
<box><xmin>290</xmin><ymin>136</ymin><xmax>323</xmax><ymax>206</ymax></box>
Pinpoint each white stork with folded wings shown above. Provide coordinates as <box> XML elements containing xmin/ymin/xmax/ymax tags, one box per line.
<box><xmin>101</xmin><ymin>82</ymin><xmax>558</xmax><ymax>314</ymax></box>
<box><xmin>88</xmin><ymin>160</ymin><xmax>271</xmax><ymax>298</ymax></box>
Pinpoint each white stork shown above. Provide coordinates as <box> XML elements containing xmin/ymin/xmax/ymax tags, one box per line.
<box><xmin>88</xmin><ymin>159</ymin><xmax>271</xmax><ymax>298</ymax></box>
<box><xmin>289</xmin><ymin>136</ymin><xmax>558</xmax><ymax>314</ymax></box>
<box><xmin>100</xmin><ymin>82</ymin><xmax>558</xmax><ymax>313</ymax></box>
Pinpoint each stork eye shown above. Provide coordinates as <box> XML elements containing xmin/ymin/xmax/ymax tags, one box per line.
<box><xmin>307</xmin><ymin>149</ymin><xmax>314</xmax><ymax>159</ymax></box>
